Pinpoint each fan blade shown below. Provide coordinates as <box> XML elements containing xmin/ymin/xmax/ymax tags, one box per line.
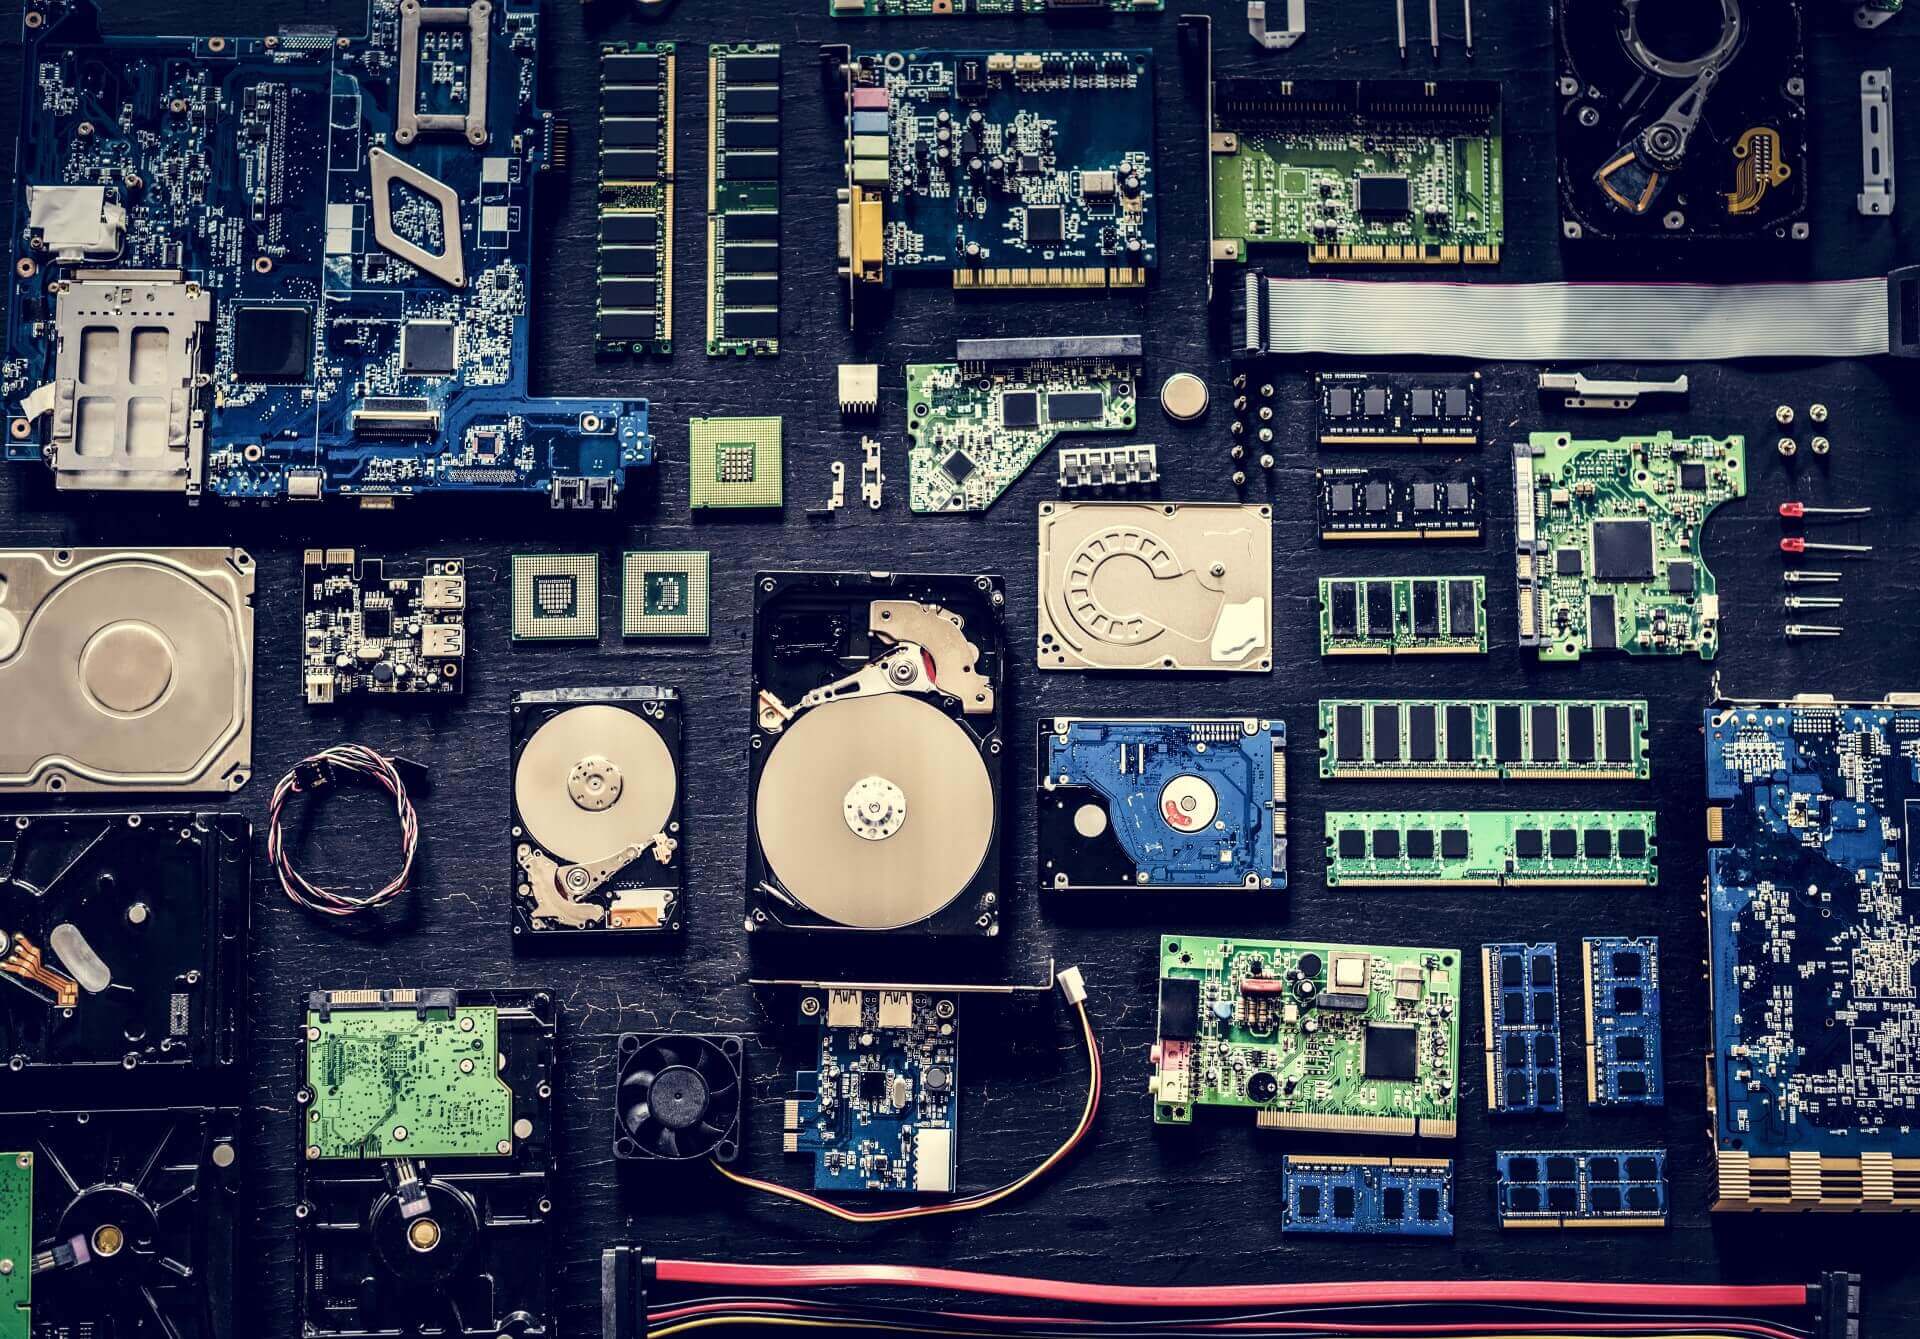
<box><xmin>619</xmin><ymin>1068</ymin><xmax>657</xmax><ymax>1099</ymax></box>
<box><xmin>645</xmin><ymin>1044</ymin><xmax>682</xmax><ymax>1072</ymax></box>
<box><xmin>650</xmin><ymin>1126</ymin><xmax>680</xmax><ymax>1159</ymax></box>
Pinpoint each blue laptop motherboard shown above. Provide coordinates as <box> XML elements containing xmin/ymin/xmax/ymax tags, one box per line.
<box><xmin>5</xmin><ymin>0</ymin><xmax>651</xmax><ymax>505</ymax></box>
<box><xmin>1705</xmin><ymin>696</ymin><xmax>1920</xmax><ymax>1210</ymax></box>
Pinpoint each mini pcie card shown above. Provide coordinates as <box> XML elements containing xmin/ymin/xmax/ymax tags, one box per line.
<box><xmin>1319</xmin><ymin>699</ymin><xmax>1650</xmax><ymax>782</ymax></box>
<box><xmin>1495</xmin><ymin>1149</ymin><xmax>1668</xmax><ymax>1229</ymax></box>
<box><xmin>1325</xmin><ymin>811</ymin><xmax>1656</xmax><ymax>888</ymax></box>
<box><xmin>1482</xmin><ymin>943</ymin><xmax>1563</xmax><ymax>1117</ymax></box>
<box><xmin>1281</xmin><ymin>1156</ymin><xmax>1454</xmax><ymax>1238</ymax></box>
<box><xmin>709</xmin><ymin>45</ymin><xmax>782</xmax><ymax>356</ymax></box>
<box><xmin>1583</xmin><ymin>936</ymin><xmax>1664</xmax><ymax>1108</ymax></box>
<box><xmin>598</xmin><ymin>44</ymin><xmax>675</xmax><ymax>355</ymax></box>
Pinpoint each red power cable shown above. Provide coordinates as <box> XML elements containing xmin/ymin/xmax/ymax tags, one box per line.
<box><xmin>649</xmin><ymin>1263</ymin><xmax>1810</xmax><ymax>1314</ymax></box>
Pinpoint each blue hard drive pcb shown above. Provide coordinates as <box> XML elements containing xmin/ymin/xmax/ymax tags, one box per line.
<box><xmin>1038</xmin><ymin>718</ymin><xmax>1286</xmax><ymax>892</ymax></box>
<box><xmin>6</xmin><ymin>0</ymin><xmax>652</xmax><ymax>506</ymax></box>
<box><xmin>1705</xmin><ymin>698</ymin><xmax>1920</xmax><ymax>1210</ymax></box>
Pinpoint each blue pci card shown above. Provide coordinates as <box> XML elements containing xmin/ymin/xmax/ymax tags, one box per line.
<box><xmin>783</xmin><ymin>986</ymin><xmax>957</xmax><ymax>1195</ymax></box>
<box><xmin>1706</xmin><ymin>696</ymin><xmax>1920</xmax><ymax>1210</ymax></box>
<box><xmin>6</xmin><ymin>1</ymin><xmax>653</xmax><ymax>506</ymax></box>
<box><xmin>1282</xmin><ymin>1156</ymin><xmax>1454</xmax><ymax>1238</ymax></box>
<box><xmin>1582</xmin><ymin>936</ymin><xmax>1663</xmax><ymax>1108</ymax></box>
<box><xmin>1481</xmin><ymin>942</ymin><xmax>1563</xmax><ymax>1116</ymax></box>
<box><xmin>1495</xmin><ymin>1149</ymin><xmax>1668</xmax><ymax>1229</ymax></box>
<box><xmin>1038</xmin><ymin>718</ymin><xmax>1286</xmax><ymax>892</ymax></box>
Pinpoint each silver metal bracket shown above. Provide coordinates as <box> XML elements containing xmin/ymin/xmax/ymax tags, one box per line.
<box><xmin>369</xmin><ymin>148</ymin><xmax>467</xmax><ymax>287</ymax></box>
<box><xmin>1859</xmin><ymin>69</ymin><xmax>1895</xmax><ymax>217</ymax></box>
<box><xmin>1538</xmin><ymin>371</ymin><xmax>1691</xmax><ymax>411</ymax></box>
<box><xmin>1247</xmin><ymin>0</ymin><xmax>1305</xmax><ymax>49</ymax></box>
<box><xmin>395</xmin><ymin>1</ymin><xmax>492</xmax><ymax>147</ymax></box>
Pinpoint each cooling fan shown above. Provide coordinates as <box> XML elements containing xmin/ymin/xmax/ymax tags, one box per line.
<box><xmin>614</xmin><ymin>1033</ymin><xmax>744</xmax><ymax>1162</ymax></box>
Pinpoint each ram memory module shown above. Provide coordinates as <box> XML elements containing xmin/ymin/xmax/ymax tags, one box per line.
<box><xmin>1481</xmin><ymin>943</ymin><xmax>1563</xmax><ymax>1116</ymax></box>
<box><xmin>708</xmin><ymin>45</ymin><xmax>782</xmax><ymax>356</ymax></box>
<box><xmin>1282</xmin><ymin>1156</ymin><xmax>1455</xmax><ymax>1238</ymax></box>
<box><xmin>1319</xmin><ymin>576</ymin><xmax>1485</xmax><ymax>656</ymax></box>
<box><xmin>1325</xmin><ymin>811</ymin><xmax>1656</xmax><ymax>888</ymax></box>
<box><xmin>597</xmin><ymin>44</ymin><xmax>675</xmax><ymax>355</ymax></box>
<box><xmin>1495</xmin><ymin>1149</ymin><xmax>1668</xmax><ymax>1229</ymax></box>
<box><xmin>1583</xmin><ymin>936</ymin><xmax>1664</xmax><ymax>1108</ymax></box>
<box><xmin>1318</xmin><ymin>699</ymin><xmax>1650</xmax><ymax>781</ymax></box>
<box><xmin>0</xmin><ymin>1148</ymin><xmax>25</xmax><ymax>1338</ymax></box>
<box><xmin>1316</xmin><ymin>467</ymin><xmax>1484</xmax><ymax>542</ymax></box>
<box><xmin>1153</xmin><ymin>935</ymin><xmax>1460</xmax><ymax>1137</ymax></box>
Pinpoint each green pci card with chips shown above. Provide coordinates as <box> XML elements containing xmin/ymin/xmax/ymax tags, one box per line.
<box><xmin>1325</xmin><ymin>811</ymin><xmax>1657</xmax><ymax>888</ymax></box>
<box><xmin>1209</xmin><ymin>77</ymin><xmax>1503</xmax><ymax>266</ymax></box>
<box><xmin>1319</xmin><ymin>575</ymin><xmax>1486</xmax><ymax>656</ymax></box>
<box><xmin>907</xmin><ymin>336</ymin><xmax>1139</xmax><ymax>513</ymax></box>
<box><xmin>1513</xmin><ymin>432</ymin><xmax>1747</xmax><ymax>663</ymax></box>
<box><xmin>1152</xmin><ymin>935</ymin><xmax>1461</xmax><ymax>1138</ymax></box>
<box><xmin>1319</xmin><ymin>700</ymin><xmax>1650</xmax><ymax>781</ymax></box>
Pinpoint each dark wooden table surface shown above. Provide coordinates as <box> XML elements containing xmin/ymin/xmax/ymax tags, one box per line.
<box><xmin>5</xmin><ymin>0</ymin><xmax>1920</xmax><ymax>1333</ymax></box>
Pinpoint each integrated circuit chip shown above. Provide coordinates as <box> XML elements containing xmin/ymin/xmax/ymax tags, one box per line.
<box><xmin>689</xmin><ymin>416</ymin><xmax>784</xmax><ymax>509</ymax></box>
<box><xmin>233</xmin><ymin>305</ymin><xmax>314</xmax><ymax>382</ymax></box>
<box><xmin>512</xmin><ymin>553</ymin><xmax>600</xmax><ymax>641</ymax></box>
<box><xmin>622</xmin><ymin>550</ymin><xmax>712</xmax><ymax>638</ymax></box>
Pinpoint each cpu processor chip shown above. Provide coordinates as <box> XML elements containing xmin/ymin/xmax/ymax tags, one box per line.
<box><xmin>512</xmin><ymin>553</ymin><xmax>600</xmax><ymax>641</ymax></box>
<box><xmin>622</xmin><ymin>550</ymin><xmax>711</xmax><ymax>637</ymax></box>
<box><xmin>689</xmin><ymin>416</ymin><xmax>783</xmax><ymax>510</ymax></box>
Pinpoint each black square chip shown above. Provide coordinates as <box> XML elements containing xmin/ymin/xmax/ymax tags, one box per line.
<box><xmin>1556</xmin><ymin>548</ymin><xmax>1583</xmax><ymax>576</ymax></box>
<box><xmin>1363</xmin><ymin>1023</ymin><xmax>1419</xmax><ymax>1081</ymax></box>
<box><xmin>1000</xmin><ymin>390</ymin><xmax>1041</xmax><ymax>429</ymax></box>
<box><xmin>401</xmin><ymin>320</ymin><xmax>458</xmax><ymax>376</ymax></box>
<box><xmin>1440</xmin><ymin>829</ymin><xmax>1469</xmax><ymax>860</ymax></box>
<box><xmin>1515</xmin><ymin>829</ymin><xmax>1543</xmax><ymax>859</ymax></box>
<box><xmin>233</xmin><ymin>305</ymin><xmax>313</xmax><ymax>382</ymax></box>
<box><xmin>1159</xmin><ymin>977</ymin><xmax>1201</xmax><ymax>1041</ymax></box>
<box><xmin>1047</xmin><ymin>391</ymin><xmax>1105</xmax><ymax>422</ymax></box>
<box><xmin>943</xmin><ymin>450</ymin><xmax>977</xmax><ymax>485</ymax></box>
<box><xmin>1026</xmin><ymin>205</ymin><xmax>1065</xmax><ymax>244</ymax></box>
<box><xmin>1591</xmin><ymin>519</ymin><xmax>1656</xmax><ymax>581</ymax></box>
<box><xmin>1680</xmin><ymin>462</ymin><xmax>1707</xmax><ymax>489</ymax></box>
<box><xmin>1668</xmin><ymin>560</ymin><xmax>1696</xmax><ymax>594</ymax></box>
<box><xmin>1355</xmin><ymin>173</ymin><xmax>1412</xmax><ymax>216</ymax></box>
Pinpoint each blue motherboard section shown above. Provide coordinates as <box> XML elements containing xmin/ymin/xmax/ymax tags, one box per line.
<box><xmin>1582</xmin><ymin>935</ymin><xmax>1663</xmax><ymax>1108</ymax></box>
<box><xmin>1481</xmin><ymin>942</ymin><xmax>1563</xmax><ymax>1116</ymax></box>
<box><xmin>1038</xmin><ymin>717</ymin><xmax>1286</xmax><ymax>892</ymax></box>
<box><xmin>1494</xmin><ymin>1149</ymin><xmax>1667</xmax><ymax>1228</ymax></box>
<box><xmin>783</xmin><ymin>987</ymin><xmax>957</xmax><ymax>1195</ymax></box>
<box><xmin>1705</xmin><ymin>699</ymin><xmax>1920</xmax><ymax>1209</ymax></box>
<box><xmin>1282</xmin><ymin>1156</ymin><xmax>1454</xmax><ymax>1238</ymax></box>
<box><xmin>6</xmin><ymin>0</ymin><xmax>652</xmax><ymax>505</ymax></box>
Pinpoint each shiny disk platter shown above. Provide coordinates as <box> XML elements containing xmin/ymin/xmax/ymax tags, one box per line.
<box><xmin>747</xmin><ymin>571</ymin><xmax>1005</xmax><ymax>937</ymax></box>
<box><xmin>0</xmin><ymin>548</ymin><xmax>253</xmax><ymax>795</ymax></box>
<box><xmin>1035</xmin><ymin>502</ymin><xmax>1273</xmax><ymax>672</ymax></box>
<box><xmin>510</xmin><ymin>688</ymin><xmax>684</xmax><ymax>938</ymax></box>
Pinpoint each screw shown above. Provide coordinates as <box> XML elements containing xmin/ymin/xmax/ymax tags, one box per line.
<box><xmin>1808</xmin><ymin>403</ymin><xmax>1829</xmax><ymax>423</ymax></box>
<box><xmin>1777</xmin><ymin>437</ymin><xmax>1798</xmax><ymax>458</ymax></box>
<box><xmin>1775</xmin><ymin>405</ymin><xmax>1795</xmax><ymax>425</ymax></box>
<box><xmin>1811</xmin><ymin>436</ymin><xmax>1830</xmax><ymax>456</ymax></box>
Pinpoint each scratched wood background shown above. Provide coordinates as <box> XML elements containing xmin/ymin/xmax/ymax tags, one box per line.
<box><xmin>5</xmin><ymin>0</ymin><xmax>1920</xmax><ymax>1333</ymax></box>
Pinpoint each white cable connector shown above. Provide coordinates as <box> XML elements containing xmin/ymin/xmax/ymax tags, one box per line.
<box><xmin>1055</xmin><ymin>966</ymin><xmax>1088</xmax><ymax>1007</ymax></box>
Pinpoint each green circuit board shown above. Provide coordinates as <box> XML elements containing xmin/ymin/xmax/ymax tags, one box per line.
<box><xmin>1211</xmin><ymin>78</ymin><xmax>1503</xmax><ymax>265</ymax></box>
<box><xmin>303</xmin><ymin>1000</ymin><xmax>512</xmax><ymax>1160</ymax></box>
<box><xmin>1152</xmin><ymin>935</ymin><xmax>1460</xmax><ymax>1138</ymax></box>
<box><xmin>907</xmin><ymin>337</ymin><xmax>1138</xmax><ymax>512</ymax></box>
<box><xmin>1319</xmin><ymin>699</ymin><xmax>1650</xmax><ymax>781</ymax></box>
<box><xmin>1513</xmin><ymin>432</ymin><xmax>1746</xmax><ymax>662</ymax></box>
<box><xmin>0</xmin><ymin>1152</ymin><xmax>26</xmax><ymax>1339</ymax></box>
<box><xmin>1326</xmin><ymin>811</ymin><xmax>1657</xmax><ymax>888</ymax></box>
<box><xmin>1319</xmin><ymin>576</ymin><xmax>1486</xmax><ymax>656</ymax></box>
<box><xmin>596</xmin><ymin>44</ymin><xmax>676</xmax><ymax>355</ymax></box>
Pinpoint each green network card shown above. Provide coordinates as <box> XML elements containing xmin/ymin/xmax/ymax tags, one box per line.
<box><xmin>303</xmin><ymin>998</ymin><xmax>512</xmax><ymax>1160</ymax></box>
<box><xmin>1153</xmin><ymin>934</ymin><xmax>1461</xmax><ymax>1138</ymax></box>
<box><xmin>690</xmin><ymin>416</ymin><xmax>784</xmax><ymax>510</ymax></box>
<box><xmin>597</xmin><ymin>43</ymin><xmax>675</xmax><ymax>355</ymax></box>
<box><xmin>907</xmin><ymin>336</ymin><xmax>1139</xmax><ymax>512</ymax></box>
<box><xmin>708</xmin><ymin>44</ymin><xmax>781</xmax><ymax>356</ymax></box>
<box><xmin>0</xmin><ymin>1151</ymin><xmax>26</xmax><ymax>1339</ymax></box>
<box><xmin>623</xmin><ymin>551</ymin><xmax>712</xmax><ymax>637</ymax></box>
<box><xmin>1210</xmin><ymin>78</ymin><xmax>1503</xmax><ymax>266</ymax></box>
<box><xmin>1319</xmin><ymin>576</ymin><xmax>1485</xmax><ymax>656</ymax></box>
<box><xmin>1513</xmin><ymin>432</ymin><xmax>1746</xmax><ymax>662</ymax></box>
<box><xmin>1325</xmin><ymin>811</ymin><xmax>1657</xmax><ymax>888</ymax></box>
<box><xmin>512</xmin><ymin>553</ymin><xmax>601</xmax><ymax>641</ymax></box>
<box><xmin>1319</xmin><ymin>700</ymin><xmax>1650</xmax><ymax>781</ymax></box>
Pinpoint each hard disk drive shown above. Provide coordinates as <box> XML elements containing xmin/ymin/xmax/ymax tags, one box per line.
<box><xmin>1556</xmin><ymin>0</ymin><xmax>1809</xmax><ymax>243</ymax></box>
<box><xmin>748</xmin><ymin>571</ymin><xmax>1005</xmax><ymax>937</ymax></box>
<box><xmin>510</xmin><ymin>688</ymin><xmax>684</xmax><ymax>938</ymax></box>
<box><xmin>0</xmin><ymin>548</ymin><xmax>254</xmax><ymax>795</ymax></box>
<box><xmin>1036</xmin><ymin>502</ymin><xmax>1273</xmax><ymax>673</ymax></box>
<box><xmin>296</xmin><ymin>988</ymin><xmax>556</xmax><ymax>1338</ymax></box>
<box><xmin>0</xmin><ymin>811</ymin><xmax>248</xmax><ymax>1077</ymax></box>
<box><xmin>0</xmin><ymin>1105</ymin><xmax>241</xmax><ymax>1339</ymax></box>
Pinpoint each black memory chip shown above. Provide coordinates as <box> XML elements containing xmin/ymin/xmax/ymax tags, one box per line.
<box><xmin>1158</xmin><ymin>977</ymin><xmax>1200</xmax><ymax>1041</ymax></box>
<box><xmin>1409</xmin><ymin>705</ymin><xmax>1438</xmax><ymax>761</ymax></box>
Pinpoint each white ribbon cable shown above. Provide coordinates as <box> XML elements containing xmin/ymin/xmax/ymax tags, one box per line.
<box><xmin>1239</xmin><ymin>273</ymin><xmax>1895</xmax><ymax>361</ymax></box>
